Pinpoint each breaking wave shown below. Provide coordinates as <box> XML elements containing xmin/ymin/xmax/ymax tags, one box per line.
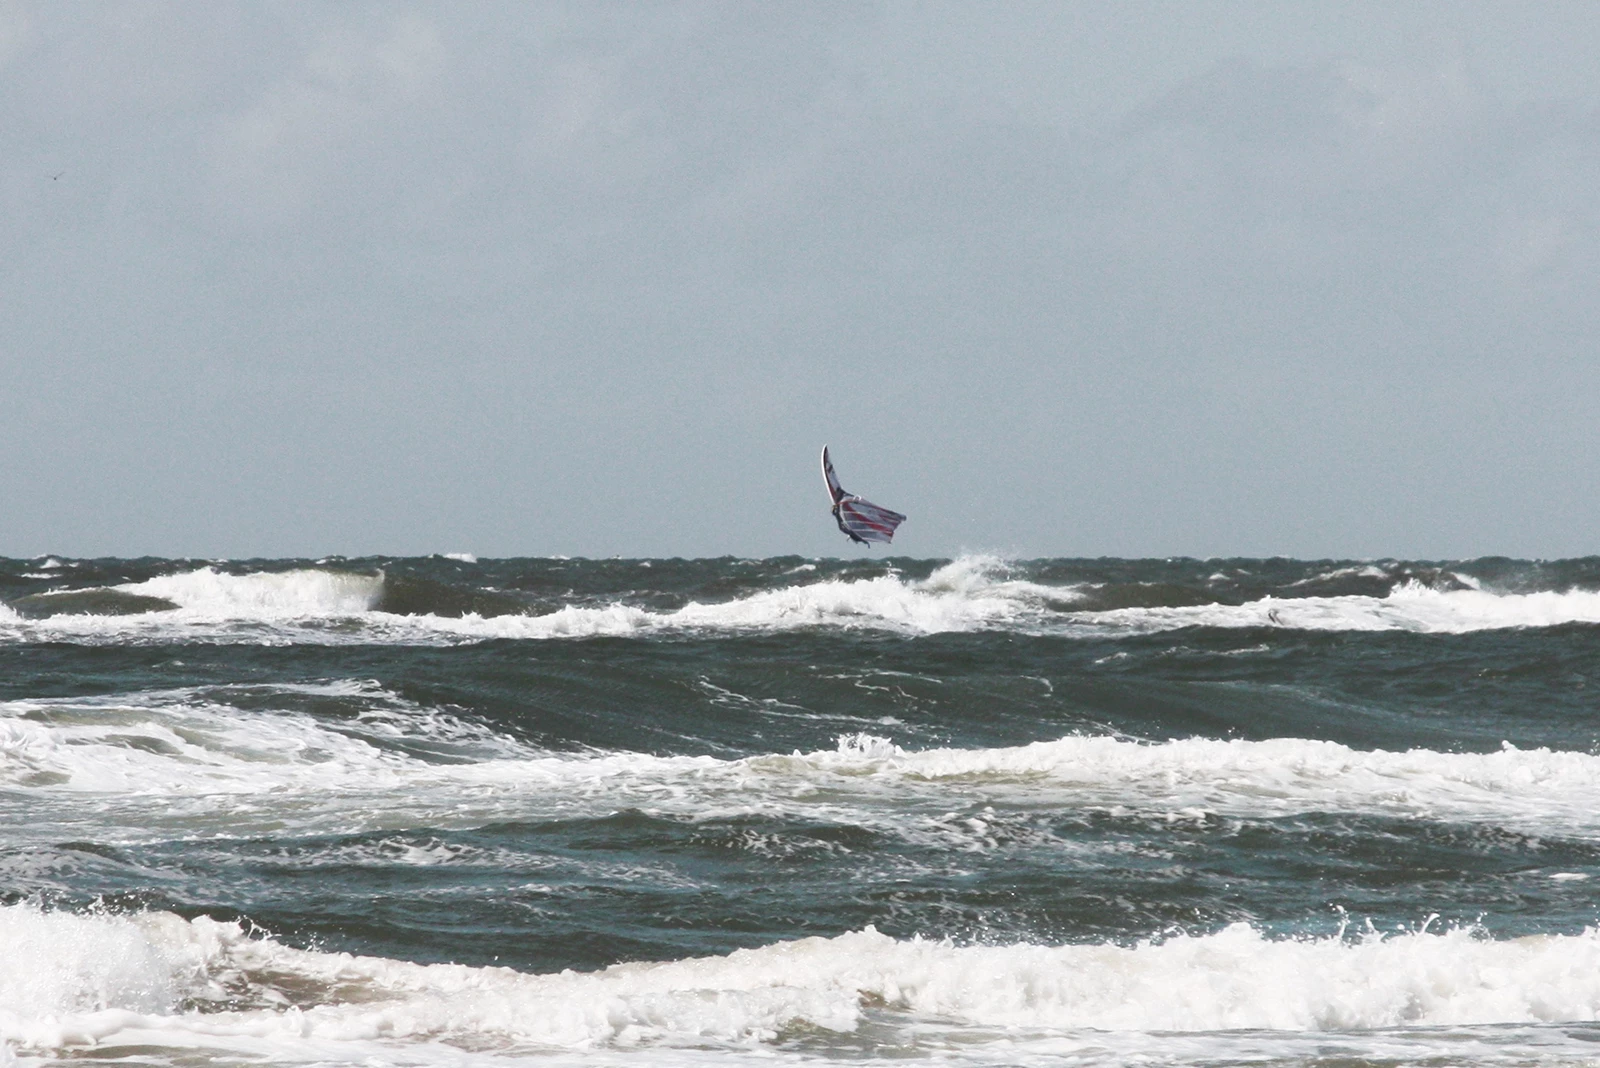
<box><xmin>1092</xmin><ymin>580</ymin><xmax>1600</xmax><ymax>634</ymax></box>
<box><xmin>4</xmin><ymin>557</ymin><xmax>1600</xmax><ymax>645</ymax></box>
<box><xmin>7</xmin><ymin>902</ymin><xmax>1600</xmax><ymax>1063</ymax></box>
<box><xmin>4</xmin><ymin>568</ymin><xmax>382</xmax><ymax>624</ymax></box>
<box><xmin>8</xmin><ymin>683</ymin><xmax>1600</xmax><ymax>844</ymax></box>
<box><xmin>118</xmin><ymin>568</ymin><xmax>384</xmax><ymax>615</ymax></box>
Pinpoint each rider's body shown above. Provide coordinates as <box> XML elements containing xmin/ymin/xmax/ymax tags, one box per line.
<box><xmin>831</xmin><ymin>497</ymin><xmax>869</xmax><ymax>544</ymax></box>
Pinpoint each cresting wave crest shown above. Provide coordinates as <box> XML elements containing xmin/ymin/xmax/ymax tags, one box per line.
<box><xmin>7</xmin><ymin>902</ymin><xmax>1600</xmax><ymax>1062</ymax></box>
<box><xmin>8</xmin><ymin>683</ymin><xmax>1600</xmax><ymax>843</ymax></box>
<box><xmin>5</xmin><ymin>556</ymin><xmax>1600</xmax><ymax>644</ymax></box>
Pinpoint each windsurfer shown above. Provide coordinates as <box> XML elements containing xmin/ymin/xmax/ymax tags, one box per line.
<box><xmin>821</xmin><ymin>446</ymin><xmax>905</xmax><ymax>545</ymax></box>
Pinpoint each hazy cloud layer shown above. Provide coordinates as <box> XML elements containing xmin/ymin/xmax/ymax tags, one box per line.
<box><xmin>4</xmin><ymin>2</ymin><xmax>1599</xmax><ymax>558</ymax></box>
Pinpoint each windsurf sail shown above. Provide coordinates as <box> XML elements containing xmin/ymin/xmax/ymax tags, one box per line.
<box><xmin>821</xmin><ymin>446</ymin><xmax>906</xmax><ymax>545</ymax></box>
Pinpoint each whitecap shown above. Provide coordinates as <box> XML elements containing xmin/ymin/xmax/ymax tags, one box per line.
<box><xmin>117</xmin><ymin>568</ymin><xmax>382</xmax><ymax>616</ymax></box>
<box><xmin>11</xmin><ymin>685</ymin><xmax>1600</xmax><ymax>845</ymax></box>
<box><xmin>3</xmin><ymin>557</ymin><xmax>1598</xmax><ymax>648</ymax></box>
<box><xmin>8</xmin><ymin>904</ymin><xmax>1600</xmax><ymax>1063</ymax></box>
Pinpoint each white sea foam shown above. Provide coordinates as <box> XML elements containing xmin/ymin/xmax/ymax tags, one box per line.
<box><xmin>7</xmin><ymin>903</ymin><xmax>1600</xmax><ymax>1065</ymax></box>
<box><xmin>117</xmin><ymin>567</ymin><xmax>384</xmax><ymax>615</ymax></box>
<box><xmin>9</xmin><ymin>684</ymin><xmax>1600</xmax><ymax>846</ymax></box>
<box><xmin>0</xmin><ymin>557</ymin><xmax>1078</xmax><ymax>645</ymax></box>
<box><xmin>5</xmin><ymin>558</ymin><xmax>1600</xmax><ymax>645</ymax></box>
<box><xmin>0</xmin><ymin>681</ymin><xmax>543</xmax><ymax>842</ymax></box>
<box><xmin>1092</xmin><ymin>580</ymin><xmax>1600</xmax><ymax>635</ymax></box>
<box><xmin>445</xmin><ymin>555</ymin><xmax>1077</xmax><ymax>639</ymax></box>
<box><xmin>12</xmin><ymin>683</ymin><xmax>1600</xmax><ymax>1066</ymax></box>
<box><xmin>753</xmin><ymin>732</ymin><xmax>1600</xmax><ymax>837</ymax></box>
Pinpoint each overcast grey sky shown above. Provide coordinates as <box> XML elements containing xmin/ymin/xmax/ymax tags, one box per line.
<box><xmin>5</xmin><ymin>1</ymin><xmax>1600</xmax><ymax>559</ymax></box>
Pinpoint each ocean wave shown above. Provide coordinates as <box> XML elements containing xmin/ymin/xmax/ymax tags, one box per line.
<box><xmin>7</xmin><ymin>555</ymin><xmax>1600</xmax><ymax>646</ymax></box>
<box><xmin>0</xmin><ymin>557</ymin><xmax>1080</xmax><ymax>644</ymax></box>
<box><xmin>120</xmin><ymin>568</ymin><xmax>385</xmax><ymax>615</ymax></box>
<box><xmin>1087</xmin><ymin>580</ymin><xmax>1600</xmax><ymax>635</ymax></box>
<box><xmin>2</xmin><ymin>567</ymin><xmax>382</xmax><ymax>625</ymax></box>
<box><xmin>8</xmin><ymin>685</ymin><xmax>1600</xmax><ymax>844</ymax></box>
<box><xmin>6</xmin><ymin>903</ymin><xmax>1600</xmax><ymax>1061</ymax></box>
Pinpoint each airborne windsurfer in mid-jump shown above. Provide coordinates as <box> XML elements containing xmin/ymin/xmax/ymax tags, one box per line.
<box><xmin>832</xmin><ymin>500</ymin><xmax>867</xmax><ymax>545</ymax></box>
<box><xmin>821</xmin><ymin>446</ymin><xmax>906</xmax><ymax>545</ymax></box>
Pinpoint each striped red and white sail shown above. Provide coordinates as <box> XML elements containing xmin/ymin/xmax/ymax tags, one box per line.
<box><xmin>821</xmin><ymin>446</ymin><xmax>906</xmax><ymax>545</ymax></box>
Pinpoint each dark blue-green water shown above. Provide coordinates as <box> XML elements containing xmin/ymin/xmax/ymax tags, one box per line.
<box><xmin>4</xmin><ymin>554</ymin><xmax>1600</xmax><ymax>1067</ymax></box>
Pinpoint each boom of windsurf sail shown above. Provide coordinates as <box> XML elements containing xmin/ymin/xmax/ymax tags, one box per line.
<box><xmin>821</xmin><ymin>446</ymin><xmax>906</xmax><ymax>545</ymax></box>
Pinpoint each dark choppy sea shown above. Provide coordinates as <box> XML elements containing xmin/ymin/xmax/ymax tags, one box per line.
<box><xmin>5</xmin><ymin>553</ymin><xmax>1600</xmax><ymax>1068</ymax></box>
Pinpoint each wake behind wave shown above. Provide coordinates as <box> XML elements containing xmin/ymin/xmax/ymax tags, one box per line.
<box><xmin>4</xmin><ymin>556</ymin><xmax>1600</xmax><ymax>645</ymax></box>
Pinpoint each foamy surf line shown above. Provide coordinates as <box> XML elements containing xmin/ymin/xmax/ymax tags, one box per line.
<box><xmin>4</xmin><ymin>560</ymin><xmax>1600</xmax><ymax>645</ymax></box>
<box><xmin>1089</xmin><ymin>581</ymin><xmax>1600</xmax><ymax>635</ymax></box>
<box><xmin>10</xmin><ymin>686</ymin><xmax>1600</xmax><ymax>842</ymax></box>
<box><xmin>7</xmin><ymin>903</ymin><xmax>1600</xmax><ymax>1064</ymax></box>
<box><xmin>0</xmin><ymin>559</ymin><xmax>1073</xmax><ymax>644</ymax></box>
